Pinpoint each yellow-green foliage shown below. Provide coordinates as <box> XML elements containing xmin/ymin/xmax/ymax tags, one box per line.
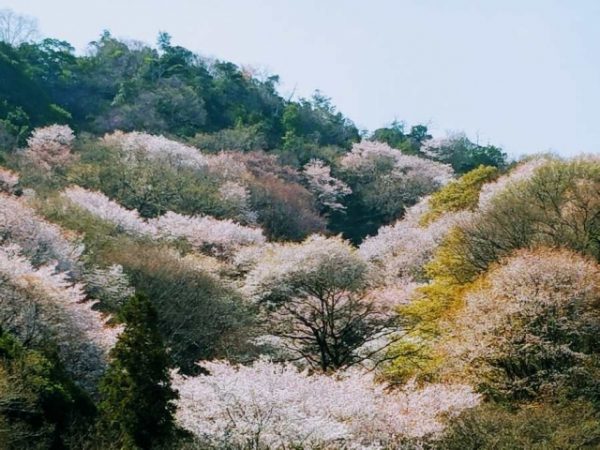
<box><xmin>420</xmin><ymin>165</ymin><xmax>498</xmax><ymax>225</ymax></box>
<box><xmin>386</xmin><ymin>227</ymin><xmax>480</xmax><ymax>382</ymax></box>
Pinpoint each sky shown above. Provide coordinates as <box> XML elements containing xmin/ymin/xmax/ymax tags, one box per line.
<box><xmin>3</xmin><ymin>0</ymin><xmax>600</xmax><ymax>157</ymax></box>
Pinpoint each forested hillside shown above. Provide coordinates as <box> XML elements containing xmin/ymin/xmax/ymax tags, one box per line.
<box><xmin>1</xmin><ymin>14</ymin><xmax>599</xmax><ymax>450</ymax></box>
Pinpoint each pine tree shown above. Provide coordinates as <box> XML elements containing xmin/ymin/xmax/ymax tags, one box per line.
<box><xmin>98</xmin><ymin>294</ymin><xmax>178</xmax><ymax>449</ymax></box>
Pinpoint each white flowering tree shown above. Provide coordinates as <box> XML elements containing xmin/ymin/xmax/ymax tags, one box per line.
<box><xmin>62</xmin><ymin>186</ymin><xmax>265</xmax><ymax>256</ymax></box>
<box><xmin>360</xmin><ymin>197</ymin><xmax>472</xmax><ymax>283</ymax></box>
<box><xmin>244</xmin><ymin>235</ymin><xmax>400</xmax><ymax>371</ymax></box>
<box><xmin>0</xmin><ymin>244</ymin><xmax>121</xmax><ymax>392</ymax></box>
<box><xmin>102</xmin><ymin>130</ymin><xmax>208</xmax><ymax>170</ymax></box>
<box><xmin>441</xmin><ymin>248</ymin><xmax>600</xmax><ymax>399</ymax></box>
<box><xmin>173</xmin><ymin>358</ymin><xmax>480</xmax><ymax>449</ymax></box>
<box><xmin>303</xmin><ymin>158</ymin><xmax>351</xmax><ymax>212</ymax></box>
<box><xmin>22</xmin><ymin>125</ymin><xmax>76</xmax><ymax>172</ymax></box>
<box><xmin>335</xmin><ymin>141</ymin><xmax>454</xmax><ymax>241</ymax></box>
<box><xmin>0</xmin><ymin>193</ymin><xmax>83</xmax><ymax>272</ymax></box>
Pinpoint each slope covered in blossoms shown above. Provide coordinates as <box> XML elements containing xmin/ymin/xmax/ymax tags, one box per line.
<box><xmin>0</xmin><ymin>117</ymin><xmax>597</xmax><ymax>448</ymax></box>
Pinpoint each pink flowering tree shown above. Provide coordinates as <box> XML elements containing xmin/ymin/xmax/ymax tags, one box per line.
<box><xmin>442</xmin><ymin>248</ymin><xmax>600</xmax><ymax>400</ymax></box>
<box><xmin>172</xmin><ymin>358</ymin><xmax>480</xmax><ymax>449</ymax></box>
<box><xmin>244</xmin><ymin>235</ymin><xmax>400</xmax><ymax>371</ymax></box>
<box><xmin>0</xmin><ymin>244</ymin><xmax>121</xmax><ymax>392</ymax></box>
<box><xmin>0</xmin><ymin>193</ymin><xmax>83</xmax><ymax>272</ymax></box>
<box><xmin>335</xmin><ymin>141</ymin><xmax>454</xmax><ymax>240</ymax></box>
<box><xmin>22</xmin><ymin>125</ymin><xmax>77</xmax><ymax>173</ymax></box>
<box><xmin>62</xmin><ymin>186</ymin><xmax>265</xmax><ymax>256</ymax></box>
<box><xmin>303</xmin><ymin>158</ymin><xmax>351</xmax><ymax>213</ymax></box>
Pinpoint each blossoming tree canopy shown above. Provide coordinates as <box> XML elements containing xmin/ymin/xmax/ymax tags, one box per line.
<box><xmin>244</xmin><ymin>235</ymin><xmax>401</xmax><ymax>370</ymax></box>
<box><xmin>173</xmin><ymin>359</ymin><xmax>480</xmax><ymax>449</ymax></box>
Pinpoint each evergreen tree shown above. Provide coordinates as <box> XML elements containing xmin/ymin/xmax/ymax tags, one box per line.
<box><xmin>98</xmin><ymin>294</ymin><xmax>177</xmax><ymax>449</ymax></box>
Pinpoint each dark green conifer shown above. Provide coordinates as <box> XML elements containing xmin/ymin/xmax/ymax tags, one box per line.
<box><xmin>98</xmin><ymin>294</ymin><xmax>177</xmax><ymax>449</ymax></box>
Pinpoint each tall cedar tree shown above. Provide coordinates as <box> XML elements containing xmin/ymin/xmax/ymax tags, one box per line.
<box><xmin>98</xmin><ymin>294</ymin><xmax>178</xmax><ymax>449</ymax></box>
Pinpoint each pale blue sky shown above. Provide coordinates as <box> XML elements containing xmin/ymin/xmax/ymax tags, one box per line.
<box><xmin>4</xmin><ymin>0</ymin><xmax>600</xmax><ymax>157</ymax></box>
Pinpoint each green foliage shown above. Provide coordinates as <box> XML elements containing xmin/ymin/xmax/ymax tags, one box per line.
<box><xmin>68</xmin><ymin>140</ymin><xmax>230</xmax><ymax>220</ymax></box>
<box><xmin>420</xmin><ymin>165</ymin><xmax>498</xmax><ymax>224</ymax></box>
<box><xmin>370</xmin><ymin>121</ymin><xmax>431</xmax><ymax>156</ymax></box>
<box><xmin>438</xmin><ymin>400</ymin><xmax>600</xmax><ymax>450</ymax></box>
<box><xmin>98</xmin><ymin>294</ymin><xmax>178</xmax><ymax>449</ymax></box>
<box><xmin>0</xmin><ymin>328</ymin><xmax>94</xmax><ymax>449</ymax></box>
<box><xmin>426</xmin><ymin>133</ymin><xmax>508</xmax><ymax>174</ymax></box>
<box><xmin>107</xmin><ymin>242</ymin><xmax>257</xmax><ymax>372</ymax></box>
<box><xmin>0</xmin><ymin>42</ymin><xmax>69</xmax><ymax>129</ymax></box>
<box><xmin>190</xmin><ymin>124</ymin><xmax>268</xmax><ymax>153</ymax></box>
<box><xmin>446</xmin><ymin>159</ymin><xmax>600</xmax><ymax>280</ymax></box>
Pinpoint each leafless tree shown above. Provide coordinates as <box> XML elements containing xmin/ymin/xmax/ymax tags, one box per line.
<box><xmin>0</xmin><ymin>9</ymin><xmax>39</xmax><ymax>46</ymax></box>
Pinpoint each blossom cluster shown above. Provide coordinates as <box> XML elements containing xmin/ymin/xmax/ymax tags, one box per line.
<box><xmin>340</xmin><ymin>141</ymin><xmax>453</xmax><ymax>185</ymax></box>
<box><xmin>0</xmin><ymin>243</ymin><xmax>121</xmax><ymax>391</ymax></box>
<box><xmin>173</xmin><ymin>359</ymin><xmax>480</xmax><ymax>449</ymax></box>
<box><xmin>303</xmin><ymin>159</ymin><xmax>351</xmax><ymax>211</ymax></box>
<box><xmin>0</xmin><ymin>166</ymin><xmax>19</xmax><ymax>193</ymax></box>
<box><xmin>243</xmin><ymin>234</ymin><xmax>368</xmax><ymax>301</ymax></box>
<box><xmin>84</xmin><ymin>264</ymin><xmax>135</xmax><ymax>309</ymax></box>
<box><xmin>441</xmin><ymin>247</ymin><xmax>600</xmax><ymax>377</ymax></box>
<box><xmin>22</xmin><ymin>124</ymin><xmax>76</xmax><ymax>172</ymax></box>
<box><xmin>478</xmin><ymin>157</ymin><xmax>551</xmax><ymax>209</ymax></box>
<box><xmin>0</xmin><ymin>192</ymin><xmax>83</xmax><ymax>272</ymax></box>
<box><xmin>62</xmin><ymin>186</ymin><xmax>265</xmax><ymax>255</ymax></box>
<box><xmin>152</xmin><ymin>210</ymin><xmax>266</xmax><ymax>254</ymax></box>
<box><xmin>103</xmin><ymin>130</ymin><xmax>209</xmax><ymax>170</ymax></box>
<box><xmin>359</xmin><ymin>198</ymin><xmax>471</xmax><ymax>282</ymax></box>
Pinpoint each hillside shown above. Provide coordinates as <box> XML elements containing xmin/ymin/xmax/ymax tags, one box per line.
<box><xmin>0</xmin><ymin>27</ymin><xmax>599</xmax><ymax>450</ymax></box>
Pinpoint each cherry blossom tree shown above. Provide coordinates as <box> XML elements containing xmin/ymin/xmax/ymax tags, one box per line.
<box><xmin>0</xmin><ymin>166</ymin><xmax>19</xmax><ymax>193</ymax></box>
<box><xmin>335</xmin><ymin>141</ymin><xmax>454</xmax><ymax>241</ymax></box>
<box><xmin>303</xmin><ymin>158</ymin><xmax>351</xmax><ymax>212</ymax></box>
<box><xmin>477</xmin><ymin>157</ymin><xmax>551</xmax><ymax>210</ymax></box>
<box><xmin>62</xmin><ymin>185</ymin><xmax>156</xmax><ymax>235</ymax></box>
<box><xmin>62</xmin><ymin>186</ymin><xmax>265</xmax><ymax>256</ymax></box>
<box><xmin>359</xmin><ymin>198</ymin><xmax>472</xmax><ymax>283</ymax></box>
<box><xmin>244</xmin><ymin>235</ymin><xmax>399</xmax><ymax>371</ymax></box>
<box><xmin>340</xmin><ymin>141</ymin><xmax>453</xmax><ymax>186</ymax></box>
<box><xmin>22</xmin><ymin>125</ymin><xmax>76</xmax><ymax>172</ymax></box>
<box><xmin>103</xmin><ymin>130</ymin><xmax>208</xmax><ymax>170</ymax></box>
<box><xmin>151</xmin><ymin>210</ymin><xmax>265</xmax><ymax>255</ymax></box>
<box><xmin>0</xmin><ymin>244</ymin><xmax>121</xmax><ymax>392</ymax></box>
<box><xmin>441</xmin><ymin>248</ymin><xmax>600</xmax><ymax>398</ymax></box>
<box><xmin>84</xmin><ymin>264</ymin><xmax>135</xmax><ymax>309</ymax></box>
<box><xmin>173</xmin><ymin>358</ymin><xmax>480</xmax><ymax>449</ymax></box>
<box><xmin>0</xmin><ymin>193</ymin><xmax>83</xmax><ymax>272</ymax></box>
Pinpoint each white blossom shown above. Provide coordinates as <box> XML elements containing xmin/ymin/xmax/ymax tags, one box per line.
<box><xmin>173</xmin><ymin>359</ymin><xmax>480</xmax><ymax>449</ymax></box>
<box><xmin>62</xmin><ymin>185</ymin><xmax>155</xmax><ymax>235</ymax></box>
<box><xmin>151</xmin><ymin>210</ymin><xmax>265</xmax><ymax>255</ymax></box>
<box><xmin>0</xmin><ymin>166</ymin><xmax>19</xmax><ymax>193</ymax></box>
<box><xmin>303</xmin><ymin>159</ymin><xmax>351</xmax><ymax>212</ymax></box>
<box><xmin>359</xmin><ymin>198</ymin><xmax>470</xmax><ymax>282</ymax></box>
<box><xmin>22</xmin><ymin>124</ymin><xmax>76</xmax><ymax>172</ymax></box>
<box><xmin>0</xmin><ymin>244</ymin><xmax>121</xmax><ymax>391</ymax></box>
<box><xmin>0</xmin><ymin>193</ymin><xmax>83</xmax><ymax>272</ymax></box>
<box><xmin>218</xmin><ymin>180</ymin><xmax>258</xmax><ymax>223</ymax></box>
<box><xmin>341</xmin><ymin>141</ymin><xmax>453</xmax><ymax>185</ymax></box>
<box><xmin>62</xmin><ymin>186</ymin><xmax>265</xmax><ymax>256</ymax></box>
<box><xmin>441</xmin><ymin>248</ymin><xmax>600</xmax><ymax>378</ymax></box>
<box><xmin>478</xmin><ymin>157</ymin><xmax>551</xmax><ymax>209</ymax></box>
<box><xmin>84</xmin><ymin>264</ymin><xmax>134</xmax><ymax>308</ymax></box>
<box><xmin>103</xmin><ymin>130</ymin><xmax>209</xmax><ymax>170</ymax></box>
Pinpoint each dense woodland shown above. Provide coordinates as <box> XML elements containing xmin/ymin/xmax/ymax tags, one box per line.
<box><xmin>0</xmin><ymin>9</ymin><xmax>599</xmax><ymax>450</ymax></box>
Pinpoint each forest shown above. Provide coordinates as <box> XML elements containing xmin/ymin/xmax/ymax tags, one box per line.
<box><xmin>0</xmin><ymin>9</ymin><xmax>599</xmax><ymax>450</ymax></box>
